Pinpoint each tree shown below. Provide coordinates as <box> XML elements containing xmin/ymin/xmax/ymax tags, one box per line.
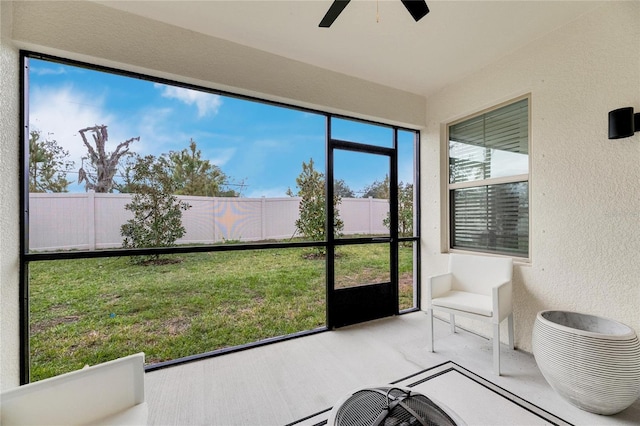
<box><xmin>120</xmin><ymin>154</ymin><xmax>191</xmax><ymax>263</ymax></box>
<box><xmin>383</xmin><ymin>182</ymin><xmax>414</xmax><ymax>239</ymax></box>
<box><xmin>164</xmin><ymin>139</ymin><xmax>238</xmax><ymax>197</ymax></box>
<box><xmin>113</xmin><ymin>155</ymin><xmax>138</xmax><ymax>194</ymax></box>
<box><xmin>78</xmin><ymin>125</ymin><xmax>139</xmax><ymax>193</ymax></box>
<box><xmin>287</xmin><ymin>158</ymin><xmax>343</xmax><ymax>254</ymax></box>
<box><xmin>334</xmin><ymin>179</ymin><xmax>355</xmax><ymax>198</ymax></box>
<box><xmin>29</xmin><ymin>130</ymin><xmax>74</xmax><ymax>192</ymax></box>
<box><xmin>361</xmin><ymin>175</ymin><xmax>390</xmax><ymax>199</ymax></box>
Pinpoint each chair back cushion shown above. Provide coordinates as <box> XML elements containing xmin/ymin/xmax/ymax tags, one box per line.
<box><xmin>0</xmin><ymin>353</ymin><xmax>146</xmax><ymax>425</ymax></box>
<box><xmin>449</xmin><ymin>253</ymin><xmax>512</xmax><ymax>295</ymax></box>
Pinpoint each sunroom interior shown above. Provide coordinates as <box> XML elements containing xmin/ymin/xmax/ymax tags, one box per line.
<box><xmin>1</xmin><ymin>1</ymin><xmax>639</xmax><ymax>425</ymax></box>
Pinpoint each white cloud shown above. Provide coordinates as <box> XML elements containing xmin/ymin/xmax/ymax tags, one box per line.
<box><xmin>135</xmin><ymin>106</ymin><xmax>177</xmax><ymax>151</ymax></box>
<box><xmin>207</xmin><ymin>147</ymin><xmax>236</xmax><ymax>167</ymax></box>
<box><xmin>30</xmin><ymin>65</ymin><xmax>67</xmax><ymax>76</ymax></box>
<box><xmin>29</xmin><ymin>84</ymin><xmax>117</xmax><ymax>167</ymax></box>
<box><xmin>154</xmin><ymin>84</ymin><xmax>222</xmax><ymax>118</ymax></box>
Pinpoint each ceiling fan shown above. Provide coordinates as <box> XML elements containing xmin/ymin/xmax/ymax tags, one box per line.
<box><xmin>319</xmin><ymin>0</ymin><xmax>429</xmax><ymax>28</ymax></box>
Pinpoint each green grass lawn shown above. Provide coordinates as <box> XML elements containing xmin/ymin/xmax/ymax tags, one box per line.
<box><xmin>29</xmin><ymin>245</ymin><xmax>415</xmax><ymax>381</ymax></box>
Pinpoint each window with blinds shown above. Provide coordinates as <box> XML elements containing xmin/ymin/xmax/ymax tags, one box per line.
<box><xmin>448</xmin><ymin>98</ymin><xmax>529</xmax><ymax>257</ymax></box>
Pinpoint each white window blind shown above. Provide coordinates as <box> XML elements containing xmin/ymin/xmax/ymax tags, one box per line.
<box><xmin>448</xmin><ymin>99</ymin><xmax>529</xmax><ymax>257</ymax></box>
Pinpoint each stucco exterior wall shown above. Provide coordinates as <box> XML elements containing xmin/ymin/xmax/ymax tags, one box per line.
<box><xmin>421</xmin><ymin>1</ymin><xmax>640</xmax><ymax>352</ymax></box>
<box><xmin>0</xmin><ymin>1</ymin><xmax>21</xmax><ymax>390</ymax></box>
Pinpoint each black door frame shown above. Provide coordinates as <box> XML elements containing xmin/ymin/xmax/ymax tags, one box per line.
<box><xmin>326</xmin><ymin>119</ymin><xmax>399</xmax><ymax>329</ymax></box>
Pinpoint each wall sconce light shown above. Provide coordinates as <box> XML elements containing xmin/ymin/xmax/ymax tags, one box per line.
<box><xmin>608</xmin><ymin>107</ymin><xmax>640</xmax><ymax>139</ymax></box>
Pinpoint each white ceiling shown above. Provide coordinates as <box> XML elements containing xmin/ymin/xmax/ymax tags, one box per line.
<box><xmin>95</xmin><ymin>1</ymin><xmax>603</xmax><ymax>97</ymax></box>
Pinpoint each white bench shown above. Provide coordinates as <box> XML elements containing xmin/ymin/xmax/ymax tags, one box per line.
<box><xmin>1</xmin><ymin>353</ymin><xmax>147</xmax><ymax>425</ymax></box>
<box><xmin>425</xmin><ymin>254</ymin><xmax>514</xmax><ymax>375</ymax></box>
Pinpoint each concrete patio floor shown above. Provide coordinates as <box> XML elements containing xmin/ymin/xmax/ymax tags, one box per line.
<box><xmin>145</xmin><ymin>312</ymin><xmax>640</xmax><ymax>425</ymax></box>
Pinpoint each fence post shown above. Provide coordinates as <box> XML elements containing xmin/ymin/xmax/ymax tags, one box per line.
<box><xmin>261</xmin><ymin>196</ymin><xmax>267</xmax><ymax>240</ymax></box>
<box><xmin>368</xmin><ymin>196</ymin><xmax>373</xmax><ymax>235</ymax></box>
<box><xmin>87</xmin><ymin>191</ymin><xmax>96</xmax><ymax>251</ymax></box>
<box><xmin>212</xmin><ymin>197</ymin><xmax>217</xmax><ymax>243</ymax></box>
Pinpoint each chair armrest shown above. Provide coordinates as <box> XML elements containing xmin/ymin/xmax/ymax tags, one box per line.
<box><xmin>492</xmin><ymin>280</ymin><xmax>513</xmax><ymax>322</ymax></box>
<box><xmin>426</xmin><ymin>273</ymin><xmax>453</xmax><ymax>308</ymax></box>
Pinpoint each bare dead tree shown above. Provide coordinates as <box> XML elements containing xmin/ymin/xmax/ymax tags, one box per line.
<box><xmin>77</xmin><ymin>125</ymin><xmax>139</xmax><ymax>193</ymax></box>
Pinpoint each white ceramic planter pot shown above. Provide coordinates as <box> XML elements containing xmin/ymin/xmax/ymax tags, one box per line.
<box><xmin>532</xmin><ymin>310</ymin><xmax>640</xmax><ymax>415</ymax></box>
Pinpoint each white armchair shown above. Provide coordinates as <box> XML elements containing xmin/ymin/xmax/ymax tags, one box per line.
<box><xmin>425</xmin><ymin>253</ymin><xmax>514</xmax><ymax>375</ymax></box>
<box><xmin>1</xmin><ymin>353</ymin><xmax>147</xmax><ymax>425</ymax></box>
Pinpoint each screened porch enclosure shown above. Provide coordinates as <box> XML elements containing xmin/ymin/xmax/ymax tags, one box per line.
<box><xmin>22</xmin><ymin>53</ymin><xmax>421</xmax><ymax>383</ymax></box>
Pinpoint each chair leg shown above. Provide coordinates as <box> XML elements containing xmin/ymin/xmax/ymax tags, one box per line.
<box><xmin>493</xmin><ymin>323</ymin><xmax>501</xmax><ymax>376</ymax></box>
<box><xmin>508</xmin><ymin>313</ymin><xmax>514</xmax><ymax>350</ymax></box>
<box><xmin>426</xmin><ymin>309</ymin><xmax>434</xmax><ymax>352</ymax></box>
<box><xmin>449</xmin><ymin>314</ymin><xmax>456</xmax><ymax>333</ymax></box>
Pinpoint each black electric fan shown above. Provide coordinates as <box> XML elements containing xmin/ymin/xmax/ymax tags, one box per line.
<box><xmin>319</xmin><ymin>0</ymin><xmax>429</xmax><ymax>27</ymax></box>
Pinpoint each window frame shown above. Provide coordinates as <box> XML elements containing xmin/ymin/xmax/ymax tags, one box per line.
<box><xmin>444</xmin><ymin>95</ymin><xmax>531</xmax><ymax>261</ymax></box>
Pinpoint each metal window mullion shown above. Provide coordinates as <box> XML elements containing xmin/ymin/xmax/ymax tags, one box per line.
<box><xmin>19</xmin><ymin>53</ymin><xmax>31</xmax><ymax>385</ymax></box>
<box><xmin>326</xmin><ymin>115</ymin><xmax>335</xmax><ymax>329</ymax></box>
<box><xmin>390</xmin><ymin>128</ymin><xmax>399</xmax><ymax>315</ymax></box>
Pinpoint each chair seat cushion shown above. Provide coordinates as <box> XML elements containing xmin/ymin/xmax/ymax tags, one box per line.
<box><xmin>432</xmin><ymin>291</ymin><xmax>493</xmax><ymax>317</ymax></box>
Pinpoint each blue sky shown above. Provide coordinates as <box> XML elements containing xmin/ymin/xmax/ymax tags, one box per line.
<box><xmin>28</xmin><ymin>58</ymin><xmax>416</xmax><ymax>197</ymax></box>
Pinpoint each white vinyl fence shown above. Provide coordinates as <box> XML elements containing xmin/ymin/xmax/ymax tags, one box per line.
<box><xmin>28</xmin><ymin>193</ymin><xmax>390</xmax><ymax>251</ymax></box>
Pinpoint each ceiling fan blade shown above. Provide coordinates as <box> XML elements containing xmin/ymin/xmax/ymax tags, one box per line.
<box><xmin>400</xmin><ymin>0</ymin><xmax>430</xmax><ymax>22</ymax></box>
<box><xmin>319</xmin><ymin>0</ymin><xmax>351</xmax><ymax>28</ymax></box>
